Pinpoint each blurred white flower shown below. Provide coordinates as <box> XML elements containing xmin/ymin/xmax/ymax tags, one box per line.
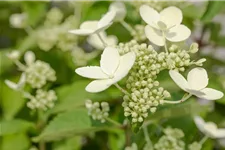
<box><xmin>6</xmin><ymin>50</ymin><xmax>21</xmax><ymax>60</ymax></box>
<box><xmin>75</xmin><ymin>47</ymin><xmax>136</xmax><ymax>93</ymax></box>
<box><xmin>9</xmin><ymin>13</ymin><xmax>27</xmax><ymax>28</ymax></box>
<box><xmin>5</xmin><ymin>73</ymin><xmax>26</xmax><ymax>91</ymax></box>
<box><xmin>194</xmin><ymin>116</ymin><xmax>225</xmax><ymax>139</ymax></box>
<box><xmin>109</xmin><ymin>2</ymin><xmax>126</xmax><ymax>21</ymax></box>
<box><xmin>169</xmin><ymin>67</ymin><xmax>224</xmax><ymax>100</ymax></box>
<box><xmin>140</xmin><ymin>5</ymin><xmax>190</xmax><ymax>46</ymax></box>
<box><xmin>69</xmin><ymin>11</ymin><xmax>116</xmax><ymax>36</ymax></box>
<box><xmin>24</xmin><ymin>51</ymin><xmax>35</xmax><ymax>65</ymax></box>
<box><xmin>87</xmin><ymin>32</ymin><xmax>118</xmax><ymax>50</ymax></box>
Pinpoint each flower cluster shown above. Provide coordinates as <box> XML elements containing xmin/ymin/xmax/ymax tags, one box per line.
<box><xmin>131</xmin><ymin>24</ymin><xmax>146</xmax><ymax>42</ymax></box>
<box><xmin>27</xmin><ymin>89</ymin><xmax>57</xmax><ymax>110</ymax></box>
<box><xmin>154</xmin><ymin>127</ymin><xmax>185</xmax><ymax>150</ymax></box>
<box><xmin>85</xmin><ymin>100</ymin><xmax>110</xmax><ymax>123</ymax></box>
<box><xmin>5</xmin><ymin>50</ymin><xmax>57</xmax><ymax>111</ymax></box>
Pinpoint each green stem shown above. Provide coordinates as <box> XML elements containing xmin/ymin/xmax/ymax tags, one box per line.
<box><xmin>105</xmin><ymin>117</ymin><xmax>123</xmax><ymax>127</ymax></box>
<box><xmin>162</xmin><ymin>32</ymin><xmax>168</xmax><ymax>54</ymax></box>
<box><xmin>143</xmin><ymin>126</ymin><xmax>153</xmax><ymax>149</ymax></box>
<box><xmin>200</xmin><ymin>135</ymin><xmax>208</xmax><ymax>145</ymax></box>
<box><xmin>163</xmin><ymin>93</ymin><xmax>192</xmax><ymax>104</ymax></box>
<box><xmin>120</xmin><ymin>20</ymin><xmax>135</xmax><ymax>34</ymax></box>
<box><xmin>97</xmin><ymin>33</ymin><xmax>107</xmax><ymax>48</ymax></box>
<box><xmin>37</xmin><ymin>110</ymin><xmax>46</xmax><ymax>150</ymax></box>
<box><xmin>114</xmin><ymin>83</ymin><xmax>130</xmax><ymax>96</ymax></box>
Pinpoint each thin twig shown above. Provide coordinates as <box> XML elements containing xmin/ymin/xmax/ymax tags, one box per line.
<box><xmin>120</xmin><ymin>20</ymin><xmax>135</xmax><ymax>33</ymax></box>
<box><xmin>114</xmin><ymin>83</ymin><xmax>130</xmax><ymax>96</ymax></box>
<box><xmin>163</xmin><ymin>93</ymin><xmax>192</xmax><ymax>104</ymax></box>
<box><xmin>97</xmin><ymin>33</ymin><xmax>108</xmax><ymax>48</ymax></box>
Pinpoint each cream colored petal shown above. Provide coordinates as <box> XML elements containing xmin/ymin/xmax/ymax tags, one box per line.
<box><xmin>75</xmin><ymin>66</ymin><xmax>108</xmax><ymax>79</ymax></box>
<box><xmin>24</xmin><ymin>51</ymin><xmax>35</xmax><ymax>65</ymax></box>
<box><xmin>187</xmin><ymin>67</ymin><xmax>208</xmax><ymax>90</ymax></box>
<box><xmin>109</xmin><ymin>2</ymin><xmax>126</xmax><ymax>21</ymax></box>
<box><xmin>194</xmin><ymin>116</ymin><xmax>206</xmax><ymax>133</ymax></box>
<box><xmin>106</xmin><ymin>35</ymin><xmax>118</xmax><ymax>46</ymax></box>
<box><xmin>87</xmin><ymin>33</ymin><xmax>105</xmax><ymax>50</ymax></box>
<box><xmin>213</xmin><ymin>129</ymin><xmax>225</xmax><ymax>138</ymax></box>
<box><xmin>113</xmin><ymin>51</ymin><xmax>136</xmax><ymax>83</ymax></box>
<box><xmin>98</xmin><ymin>11</ymin><xmax>115</xmax><ymax>28</ymax></box>
<box><xmin>166</xmin><ymin>25</ymin><xmax>191</xmax><ymax>42</ymax></box>
<box><xmin>145</xmin><ymin>25</ymin><xmax>164</xmax><ymax>46</ymax></box>
<box><xmin>139</xmin><ymin>5</ymin><xmax>160</xmax><ymax>28</ymax></box>
<box><xmin>198</xmin><ymin>88</ymin><xmax>224</xmax><ymax>100</ymax></box>
<box><xmin>69</xmin><ymin>29</ymin><xmax>94</xmax><ymax>36</ymax></box>
<box><xmin>18</xmin><ymin>73</ymin><xmax>26</xmax><ymax>87</ymax></box>
<box><xmin>169</xmin><ymin>70</ymin><xmax>189</xmax><ymax>92</ymax></box>
<box><xmin>5</xmin><ymin>80</ymin><xmax>18</xmax><ymax>90</ymax></box>
<box><xmin>100</xmin><ymin>47</ymin><xmax>120</xmax><ymax>76</ymax></box>
<box><xmin>85</xmin><ymin>79</ymin><xmax>113</xmax><ymax>93</ymax></box>
<box><xmin>160</xmin><ymin>6</ymin><xmax>182</xmax><ymax>28</ymax></box>
<box><xmin>80</xmin><ymin>21</ymin><xmax>98</xmax><ymax>30</ymax></box>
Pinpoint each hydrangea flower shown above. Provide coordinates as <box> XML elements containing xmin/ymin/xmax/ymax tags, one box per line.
<box><xmin>75</xmin><ymin>47</ymin><xmax>136</xmax><ymax>93</ymax></box>
<box><xmin>109</xmin><ymin>2</ymin><xmax>126</xmax><ymax>21</ymax></box>
<box><xmin>5</xmin><ymin>73</ymin><xmax>26</xmax><ymax>91</ymax></box>
<box><xmin>69</xmin><ymin>11</ymin><xmax>116</xmax><ymax>36</ymax></box>
<box><xmin>140</xmin><ymin>5</ymin><xmax>191</xmax><ymax>46</ymax></box>
<box><xmin>87</xmin><ymin>31</ymin><xmax>118</xmax><ymax>50</ymax></box>
<box><xmin>169</xmin><ymin>67</ymin><xmax>224</xmax><ymax>100</ymax></box>
<box><xmin>194</xmin><ymin>116</ymin><xmax>225</xmax><ymax>139</ymax></box>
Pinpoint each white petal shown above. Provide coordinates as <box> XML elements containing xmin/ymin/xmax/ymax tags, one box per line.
<box><xmin>187</xmin><ymin>67</ymin><xmax>208</xmax><ymax>90</ymax></box>
<box><xmin>106</xmin><ymin>35</ymin><xmax>118</xmax><ymax>46</ymax></box>
<box><xmin>198</xmin><ymin>88</ymin><xmax>224</xmax><ymax>100</ymax></box>
<box><xmin>98</xmin><ymin>11</ymin><xmax>115</xmax><ymax>28</ymax></box>
<box><xmin>95</xmin><ymin>22</ymin><xmax>112</xmax><ymax>34</ymax></box>
<box><xmin>166</xmin><ymin>24</ymin><xmax>191</xmax><ymax>42</ymax></box>
<box><xmin>194</xmin><ymin>116</ymin><xmax>206</xmax><ymax>133</ymax></box>
<box><xmin>5</xmin><ymin>80</ymin><xmax>18</xmax><ymax>90</ymax></box>
<box><xmin>75</xmin><ymin>66</ymin><xmax>108</xmax><ymax>79</ymax></box>
<box><xmin>169</xmin><ymin>70</ymin><xmax>189</xmax><ymax>92</ymax></box>
<box><xmin>87</xmin><ymin>33</ymin><xmax>105</xmax><ymax>50</ymax></box>
<box><xmin>24</xmin><ymin>51</ymin><xmax>35</xmax><ymax>65</ymax></box>
<box><xmin>109</xmin><ymin>2</ymin><xmax>126</xmax><ymax>21</ymax></box>
<box><xmin>18</xmin><ymin>73</ymin><xmax>26</xmax><ymax>87</ymax></box>
<box><xmin>160</xmin><ymin>6</ymin><xmax>182</xmax><ymax>28</ymax></box>
<box><xmin>139</xmin><ymin>5</ymin><xmax>160</xmax><ymax>28</ymax></box>
<box><xmin>213</xmin><ymin>129</ymin><xmax>225</xmax><ymax>138</ymax></box>
<box><xmin>69</xmin><ymin>29</ymin><xmax>94</xmax><ymax>36</ymax></box>
<box><xmin>145</xmin><ymin>25</ymin><xmax>164</xmax><ymax>46</ymax></box>
<box><xmin>113</xmin><ymin>51</ymin><xmax>136</xmax><ymax>83</ymax></box>
<box><xmin>100</xmin><ymin>47</ymin><xmax>120</xmax><ymax>76</ymax></box>
<box><xmin>85</xmin><ymin>79</ymin><xmax>113</xmax><ymax>93</ymax></box>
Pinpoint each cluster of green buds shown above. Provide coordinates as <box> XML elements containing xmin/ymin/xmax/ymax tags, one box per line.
<box><xmin>154</xmin><ymin>127</ymin><xmax>185</xmax><ymax>150</ymax></box>
<box><xmin>5</xmin><ymin>50</ymin><xmax>57</xmax><ymax>111</ymax></box>
<box><xmin>131</xmin><ymin>24</ymin><xmax>146</xmax><ymax>42</ymax></box>
<box><xmin>85</xmin><ymin>100</ymin><xmax>110</xmax><ymax>123</ymax></box>
<box><xmin>117</xmin><ymin>40</ymin><xmax>203</xmax><ymax>124</ymax></box>
<box><xmin>26</xmin><ymin>89</ymin><xmax>57</xmax><ymax>110</ymax></box>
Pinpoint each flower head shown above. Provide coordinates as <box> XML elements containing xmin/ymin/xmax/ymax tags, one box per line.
<box><xmin>69</xmin><ymin>11</ymin><xmax>116</xmax><ymax>36</ymax></box>
<box><xmin>194</xmin><ymin>116</ymin><xmax>225</xmax><ymax>139</ymax></box>
<box><xmin>169</xmin><ymin>67</ymin><xmax>224</xmax><ymax>100</ymax></box>
<box><xmin>109</xmin><ymin>2</ymin><xmax>126</xmax><ymax>21</ymax></box>
<box><xmin>140</xmin><ymin>5</ymin><xmax>191</xmax><ymax>46</ymax></box>
<box><xmin>75</xmin><ymin>47</ymin><xmax>136</xmax><ymax>93</ymax></box>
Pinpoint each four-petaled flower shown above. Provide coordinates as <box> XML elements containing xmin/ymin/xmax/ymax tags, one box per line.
<box><xmin>69</xmin><ymin>11</ymin><xmax>116</xmax><ymax>36</ymax></box>
<box><xmin>169</xmin><ymin>67</ymin><xmax>224</xmax><ymax>100</ymax></box>
<box><xmin>75</xmin><ymin>47</ymin><xmax>136</xmax><ymax>93</ymax></box>
<box><xmin>140</xmin><ymin>5</ymin><xmax>191</xmax><ymax>46</ymax></box>
<box><xmin>194</xmin><ymin>116</ymin><xmax>225</xmax><ymax>139</ymax></box>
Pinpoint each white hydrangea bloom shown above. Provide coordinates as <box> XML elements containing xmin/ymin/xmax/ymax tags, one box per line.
<box><xmin>75</xmin><ymin>47</ymin><xmax>136</xmax><ymax>93</ymax></box>
<box><xmin>69</xmin><ymin>11</ymin><xmax>116</xmax><ymax>36</ymax></box>
<box><xmin>9</xmin><ymin>13</ymin><xmax>27</xmax><ymax>28</ymax></box>
<box><xmin>194</xmin><ymin>116</ymin><xmax>225</xmax><ymax>139</ymax></box>
<box><xmin>5</xmin><ymin>73</ymin><xmax>26</xmax><ymax>91</ymax></box>
<box><xmin>139</xmin><ymin>5</ymin><xmax>191</xmax><ymax>46</ymax></box>
<box><xmin>169</xmin><ymin>67</ymin><xmax>224</xmax><ymax>100</ymax></box>
<box><xmin>109</xmin><ymin>2</ymin><xmax>127</xmax><ymax>21</ymax></box>
<box><xmin>87</xmin><ymin>32</ymin><xmax>118</xmax><ymax>50</ymax></box>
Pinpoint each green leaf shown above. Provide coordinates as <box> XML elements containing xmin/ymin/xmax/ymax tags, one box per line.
<box><xmin>0</xmin><ymin>119</ymin><xmax>35</xmax><ymax>136</ymax></box>
<box><xmin>201</xmin><ymin>1</ymin><xmax>225</xmax><ymax>22</ymax></box>
<box><xmin>34</xmin><ymin>109</ymin><xmax>92</xmax><ymax>142</ymax></box>
<box><xmin>0</xmin><ymin>79</ymin><xmax>25</xmax><ymax>119</ymax></box>
<box><xmin>1</xmin><ymin>133</ymin><xmax>31</xmax><ymax>150</ymax></box>
<box><xmin>53</xmin><ymin>136</ymin><xmax>82</xmax><ymax>150</ymax></box>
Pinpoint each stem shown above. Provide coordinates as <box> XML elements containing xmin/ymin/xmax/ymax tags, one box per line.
<box><xmin>120</xmin><ymin>20</ymin><xmax>135</xmax><ymax>34</ymax></box>
<box><xmin>37</xmin><ymin>110</ymin><xmax>46</xmax><ymax>150</ymax></box>
<box><xmin>114</xmin><ymin>83</ymin><xmax>130</xmax><ymax>96</ymax></box>
<box><xmin>105</xmin><ymin>117</ymin><xmax>123</xmax><ymax>127</ymax></box>
<box><xmin>163</xmin><ymin>93</ymin><xmax>192</xmax><ymax>104</ymax></box>
<box><xmin>200</xmin><ymin>135</ymin><xmax>208</xmax><ymax>145</ymax></box>
<box><xmin>14</xmin><ymin>60</ymin><xmax>26</xmax><ymax>71</ymax></box>
<box><xmin>97</xmin><ymin>33</ymin><xmax>107</xmax><ymax>48</ymax></box>
<box><xmin>143</xmin><ymin>126</ymin><xmax>153</xmax><ymax>149</ymax></box>
<box><xmin>162</xmin><ymin>32</ymin><xmax>168</xmax><ymax>54</ymax></box>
